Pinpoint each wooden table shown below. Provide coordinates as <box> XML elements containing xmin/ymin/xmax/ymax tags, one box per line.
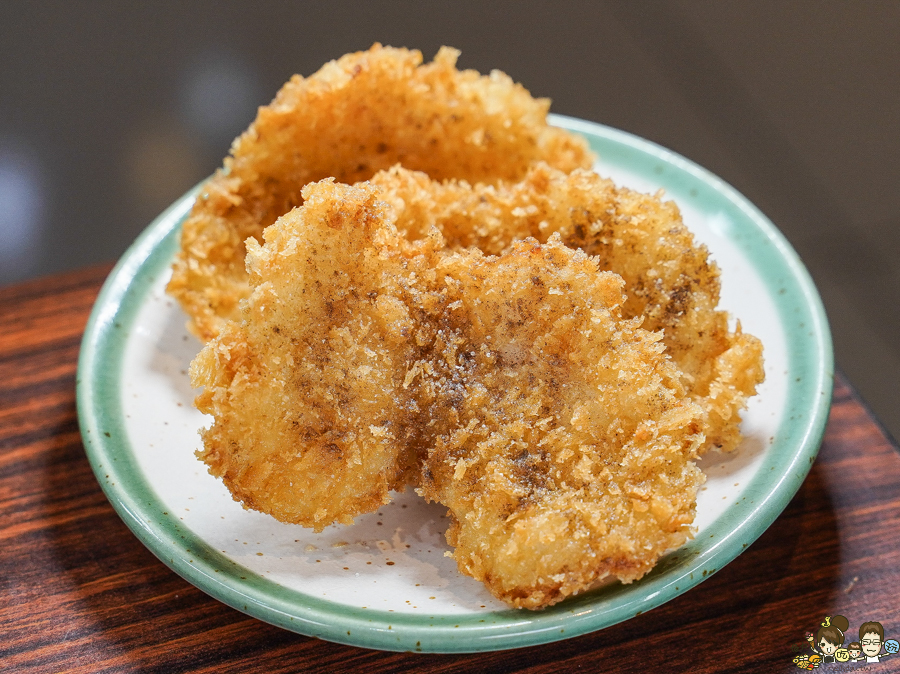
<box><xmin>3</xmin><ymin>266</ymin><xmax>899</xmax><ymax>673</ymax></box>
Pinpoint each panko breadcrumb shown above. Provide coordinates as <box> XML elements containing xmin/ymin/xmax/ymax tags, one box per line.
<box><xmin>168</xmin><ymin>44</ymin><xmax>592</xmax><ymax>341</ymax></box>
<box><xmin>370</xmin><ymin>163</ymin><xmax>764</xmax><ymax>453</ymax></box>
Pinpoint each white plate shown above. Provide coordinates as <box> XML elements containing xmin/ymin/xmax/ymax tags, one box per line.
<box><xmin>77</xmin><ymin>116</ymin><xmax>833</xmax><ymax>652</ymax></box>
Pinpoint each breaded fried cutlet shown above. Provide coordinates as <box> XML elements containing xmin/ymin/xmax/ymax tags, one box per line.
<box><xmin>412</xmin><ymin>236</ymin><xmax>705</xmax><ymax>609</ymax></box>
<box><xmin>191</xmin><ymin>177</ymin><xmax>705</xmax><ymax>607</ymax></box>
<box><xmin>371</xmin><ymin>163</ymin><xmax>764</xmax><ymax>453</ymax></box>
<box><xmin>190</xmin><ymin>179</ymin><xmax>427</xmax><ymax>530</ymax></box>
<box><xmin>168</xmin><ymin>44</ymin><xmax>593</xmax><ymax>341</ymax></box>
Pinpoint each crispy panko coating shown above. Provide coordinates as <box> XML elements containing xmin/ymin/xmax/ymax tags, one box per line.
<box><xmin>371</xmin><ymin>163</ymin><xmax>764</xmax><ymax>453</ymax></box>
<box><xmin>413</xmin><ymin>237</ymin><xmax>705</xmax><ymax>609</ymax></box>
<box><xmin>190</xmin><ymin>180</ymin><xmax>425</xmax><ymax>530</ymax></box>
<box><xmin>168</xmin><ymin>44</ymin><xmax>593</xmax><ymax>341</ymax></box>
<box><xmin>191</xmin><ymin>178</ymin><xmax>705</xmax><ymax>607</ymax></box>
<box><xmin>176</xmin><ymin>43</ymin><xmax>770</xmax><ymax>612</ymax></box>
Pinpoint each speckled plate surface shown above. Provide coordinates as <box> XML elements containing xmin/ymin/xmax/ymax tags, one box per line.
<box><xmin>76</xmin><ymin>116</ymin><xmax>833</xmax><ymax>653</ymax></box>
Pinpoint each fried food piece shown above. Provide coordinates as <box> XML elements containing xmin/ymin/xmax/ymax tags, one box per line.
<box><xmin>168</xmin><ymin>44</ymin><xmax>593</xmax><ymax>341</ymax></box>
<box><xmin>371</xmin><ymin>163</ymin><xmax>764</xmax><ymax>453</ymax></box>
<box><xmin>190</xmin><ymin>179</ymin><xmax>427</xmax><ymax>530</ymax></box>
<box><xmin>413</xmin><ymin>236</ymin><xmax>705</xmax><ymax>609</ymax></box>
<box><xmin>192</xmin><ymin>177</ymin><xmax>704</xmax><ymax>607</ymax></box>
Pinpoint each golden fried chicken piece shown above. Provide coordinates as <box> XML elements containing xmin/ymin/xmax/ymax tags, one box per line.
<box><xmin>190</xmin><ymin>179</ymin><xmax>428</xmax><ymax>530</ymax></box>
<box><xmin>371</xmin><ymin>163</ymin><xmax>764</xmax><ymax>453</ymax></box>
<box><xmin>413</xmin><ymin>236</ymin><xmax>705</xmax><ymax>609</ymax></box>
<box><xmin>191</xmin><ymin>178</ymin><xmax>704</xmax><ymax>607</ymax></box>
<box><xmin>168</xmin><ymin>44</ymin><xmax>593</xmax><ymax>341</ymax></box>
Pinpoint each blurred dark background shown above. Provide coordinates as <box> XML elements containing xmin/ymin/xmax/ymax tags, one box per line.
<box><xmin>1</xmin><ymin>1</ymin><xmax>897</xmax><ymax>440</ymax></box>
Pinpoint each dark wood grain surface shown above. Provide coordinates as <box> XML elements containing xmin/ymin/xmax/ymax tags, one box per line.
<box><xmin>2</xmin><ymin>267</ymin><xmax>899</xmax><ymax>673</ymax></box>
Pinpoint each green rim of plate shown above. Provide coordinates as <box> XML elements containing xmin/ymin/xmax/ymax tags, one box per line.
<box><xmin>76</xmin><ymin>116</ymin><xmax>833</xmax><ymax>653</ymax></box>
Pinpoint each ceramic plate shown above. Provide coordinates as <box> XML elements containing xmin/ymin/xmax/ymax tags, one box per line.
<box><xmin>77</xmin><ymin>116</ymin><xmax>833</xmax><ymax>653</ymax></box>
